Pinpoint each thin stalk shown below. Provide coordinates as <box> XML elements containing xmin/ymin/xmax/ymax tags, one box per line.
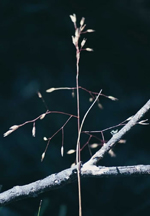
<box><xmin>70</xmin><ymin>14</ymin><xmax>95</xmax><ymax>216</ymax></box>
<box><xmin>37</xmin><ymin>200</ymin><xmax>42</xmax><ymax>216</ymax></box>
<box><xmin>76</xmin><ymin>48</ymin><xmax>82</xmax><ymax>216</ymax></box>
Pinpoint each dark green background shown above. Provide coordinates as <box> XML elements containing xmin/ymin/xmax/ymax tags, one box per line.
<box><xmin>0</xmin><ymin>0</ymin><xmax>150</xmax><ymax>215</ymax></box>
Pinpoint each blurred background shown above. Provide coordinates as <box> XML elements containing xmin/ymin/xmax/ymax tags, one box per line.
<box><xmin>0</xmin><ymin>0</ymin><xmax>150</xmax><ymax>215</ymax></box>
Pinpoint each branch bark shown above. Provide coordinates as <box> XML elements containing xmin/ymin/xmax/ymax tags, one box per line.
<box><xmin>0</xmin><ymin>99</ymin><xmax>149</xmax><ymax>206</ymax></box>
<box><xmin>0</xmin><ymin>164</ymin><xmax>150</xmax><ymax>206</ymax></box>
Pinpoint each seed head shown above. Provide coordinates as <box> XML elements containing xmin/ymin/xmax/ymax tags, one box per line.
<box><xmin>72</xmin><ymin>36</ymin><xmax>78</xmax><ymax>46</ymax></box>
<box><xmin>85</xmin><ymin>48</ymin><xmax>93</xmax><ymax>52</ymax></box>
<box><xmin>90</xmin><ymin>143</ymin><xmax>99</xmax><ymax>149</ymax></box>
<box><xmin>32</xmin><ymin>123</ymin><xmax>36</xmax><ymax>137</ymax></box>
<box><xmin>108</xmin><ymin>96</ymin><xmax>118</xmax><ymax>101</ymax></box>
<box><xmin>81</xmin><ymin>38</ymin><xmax>86</xmax><ymax>48</ymax></box>
<box><xmin>41</xmin><ymin>152</ymin><xmax>45</xmax><ymax>162</ymax></box>
<box><xmin>61</xmin><ymin>146</ymin><xmax>64</xmax><ymax>157</ymax></box>
<box><xmin>46</xmin><ymin>87</ymin><xmax>56</xmax><ymax>93</ymax></box>
<box><xmin>80</xmin><ymin>24</ymin><xmax>86</xmax><ymax>31</ymax></box>
<box><xmin>37</xmin><ymin>92</ymin><xmax>42</xmax><ymax>98</ymax></box>
<box><xmin>80</xmin><ymin>17</ymin><xmax>85</xmax><ymax>27</ymax></box>
<box><xmin>86</xmin><ymin>29</ymin><xmax>95</xmax><ymax>33</ymax></box>
<box><xmin>108</xmin><ymin>149</ymin><xmax>116</xmax><ymax>157</ymax></box>
<box><xmin>9</xmin><ymin>125</ymin><xmax>19</xmax><ymax>130</ymax></box>
<box><xmin>40</xmin><ymin>113</ymin><xmax>46</xmax><ymax>120</ymax></box>
<box><xmin>67</xmin><ymin>149</ymin><xmax>76</xmax><ymax>154</ymax></box>
<box><xmin>70</xmin><ymin>14</ymin><xmax>76</xmax><ymax>23</ymax></box>
<box><xmin>138</xmin><ymin>119</ymin><xmax>149</xmax><ymax>125</ymax></box>
<box><xmin>43</xmin><ymin>137</ymin><xmax>48</xmax><ymax>141</ymax></box>
<box><xmin>3</xmin><ymin>129</ymin><xmax>14</xmax><ymax>137</ymax></box>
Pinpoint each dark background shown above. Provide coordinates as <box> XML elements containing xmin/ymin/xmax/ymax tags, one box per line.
<box><xmin>0</xmin><ymin>0</ymin><xmax>150</xmax><ymax>215</ymax></box>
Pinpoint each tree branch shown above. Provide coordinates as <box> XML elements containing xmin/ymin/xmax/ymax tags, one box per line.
<box><xmin>0</xmin><ymin>164</ymin><xmax>150</xmax><ymax>206</ymax></box>
<box><xmin>0</xmin><ymin>165</ymin><xmax>78</xmax><ymax>206</ymax></box>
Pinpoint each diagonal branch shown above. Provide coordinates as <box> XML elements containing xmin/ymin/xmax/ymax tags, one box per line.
<box><xmin>84</xmin><ymin>99</ymin><xmax>150</xmax><ymax>166</ymax></box>
<box><xmin>0</xmin><ymin>164</ymin><xmax>150</xmax><ymax>206</ymax></box>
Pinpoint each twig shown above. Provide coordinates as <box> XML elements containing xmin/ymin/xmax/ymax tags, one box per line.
<box><xmin>3</xmin><ymin>111</ymin><xmax>77</xmax><ymax>138</ymax></box>
<box><xmin>41</xmin><ymin>116</ymin><xmax>72</xmax><ymax>161</ymax></box>
<box><xmin>46</xmin><ymin>85</ymin><xmax>117</xmax><ymax>101</ymax></box>
<box><xmin>76</xmin><ymin>90</ymin><xmax>102</xmax><ymax>164</ymax></box>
